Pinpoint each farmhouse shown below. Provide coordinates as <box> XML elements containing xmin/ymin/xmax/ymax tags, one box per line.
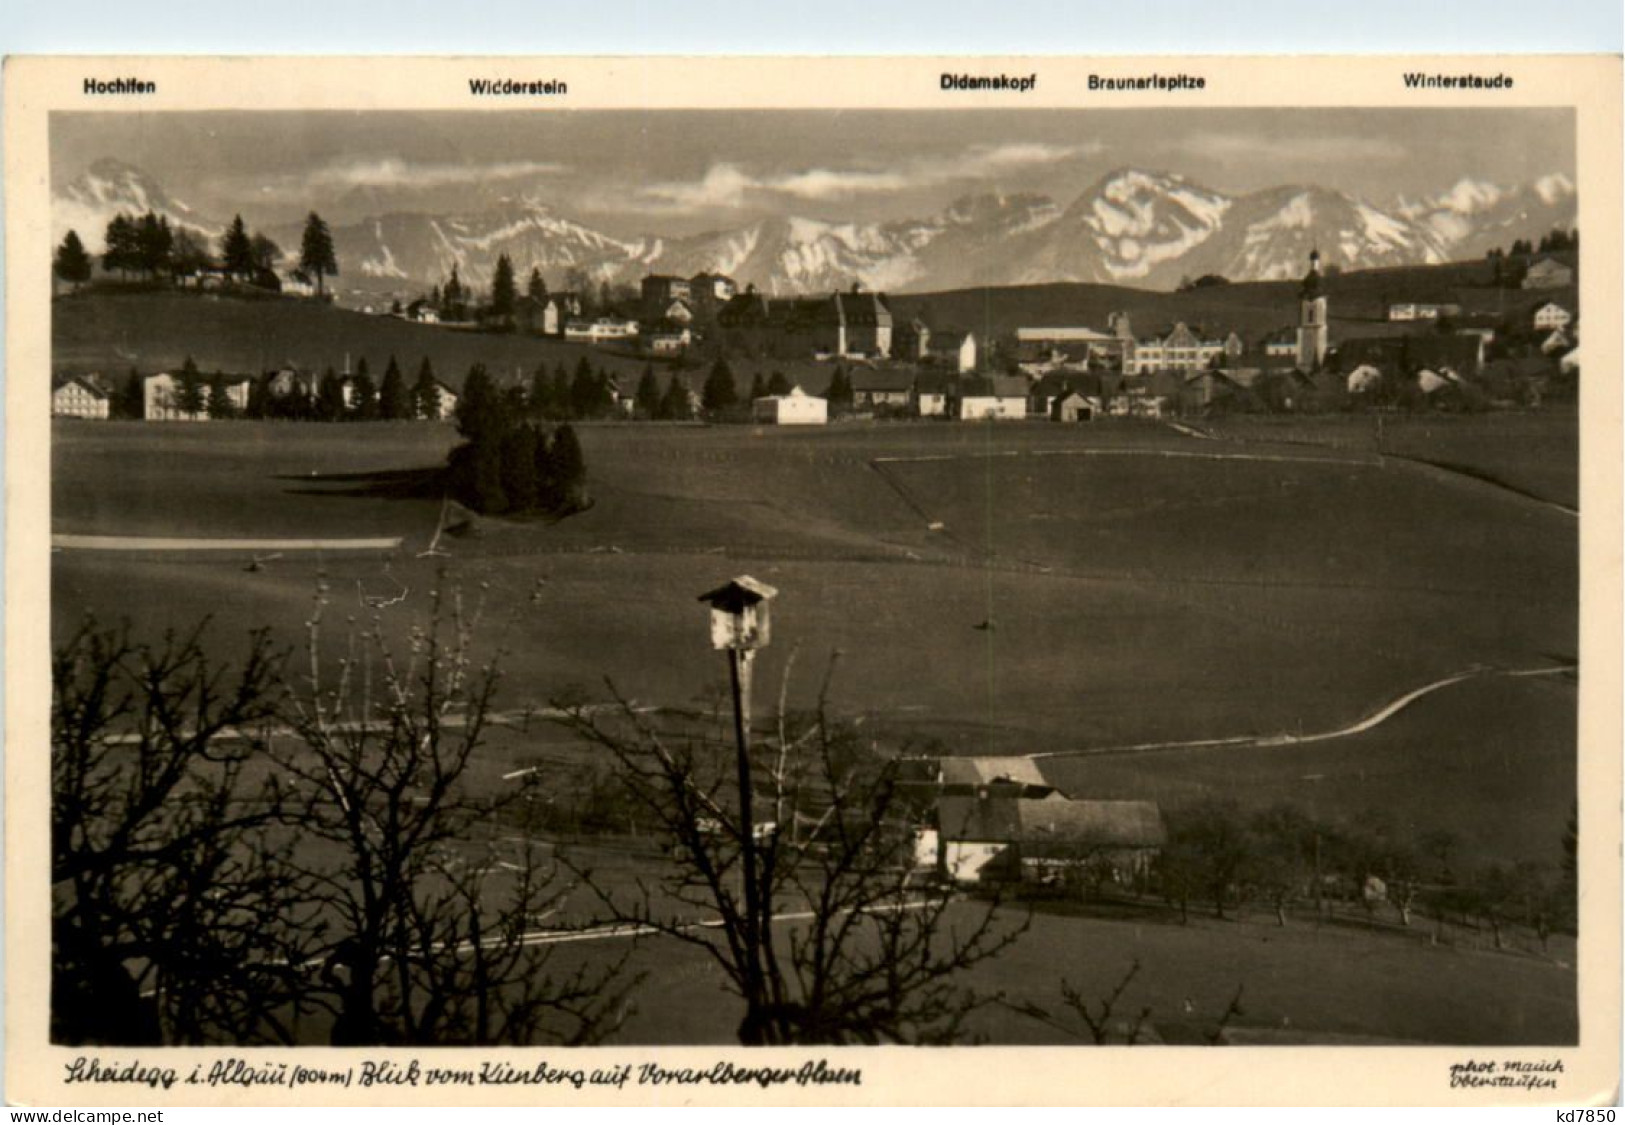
<box><xmin>1522</xmin><ymin>256</ymin><xmax>1575</xmax><ymax>289</ymax></box>
<box><xmin>849</xmin><ymin>369</ymin><xmax>915</xmax><ymax>410</ymax></box>
<box><xmin>913</xmin><ymin>371</ymin><xmax>954</xmax><ymax>417</ymax></box>
<box><xmin>53</xmin><ymin>375</ymin><xmax>112</xmax><ymax>419</ymax></box>
<box><xmin>936</xmin><ymin>793</ymin><xmax>1166</xmax><ymax>885</ymax></box>
<box><xmin>752</xmin><ymin>385</ymin><xmax>828</xmax><ymax>426</ymax></box>
<box><xmin>142</xmin><ymin>371</ymin><xmax>251</xmax><ymax>421</ymax></box>
<box><xmin>641</xmin><ymin>275</ymin><xmax>692</xmax><ymax>306</ymax></box>
<box><xmin>893</xmin><ymin>318</ymin><xmax>932</xmax><ymax>362</ymax></box>
<box><xmin>644</xmin><ymin>324</ymin><xmax>693</xmax><ymax>354</ymax></box>
<box><xmin>1387</xmin><ymin>300</ymin><xmax>1461</xmax><ymax>322</ymax></box>
<box><xmin>1540</xmin><ymin>327</ymin><xmax>1573</xmax><ymax>355</ymax></box>
<box><xmin>927</xmin><ymin>330</ymin><xmax>978</xmax><ymax>373</ymax></box>
<box><xmin>564</xmin><ymin>316</ymin><xmax>640</xmax><ymax>344</ymax></box>
<box><xmin>947</xmin><ymin>375</ymin><xmax>1027</xmax><ymax>421</ymax></box>
<box><xmin>688</xmin><ymin>271</ymin><xmax>737</xmax><ymax>305</ymax></box>
<box><xmin>1532</xmin><ymin>302</ymin><xmax>1572</xmax><ymax>331</ymax></box>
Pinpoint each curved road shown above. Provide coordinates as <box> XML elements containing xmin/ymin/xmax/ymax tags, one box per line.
<box><xmin>1028</xmin><ymin>662</ymin><xmax>1575</xmax><ymax>761</ymax></box>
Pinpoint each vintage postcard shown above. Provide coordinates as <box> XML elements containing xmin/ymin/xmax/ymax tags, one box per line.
<box><xmin>5</xmin><ymin>54</ymin><xmax>1620</xmax><ymax>1107</ymax></box>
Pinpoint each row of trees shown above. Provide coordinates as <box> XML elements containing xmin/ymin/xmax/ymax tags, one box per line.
<box><xmin>125</xmin><ymin>355</ymin><xmax>449</xmax><ymax>422</ymax></box>
<box><xmin>448</xmin><ymin>365</ymin><xmax>587</xmax><ymax>516</ymax></box>
<box><xmin>54</xmin><ymin>590</ymin><xmax>1019</xmax><ymax>1046</ymax></box>
<box><xmin>1147</xmin><ymin>798</ymin><xmax>1572</xmax><ymax>952</ymax></box>
<box><xmin>53</xmin><ymin>211</ymin><xmax>337</xmax><ymax>295</ymax></box>
<box><xmin>53</xmin><ymin>597</ymin><xmax>628</xmax><ymax>1046</ymax></box>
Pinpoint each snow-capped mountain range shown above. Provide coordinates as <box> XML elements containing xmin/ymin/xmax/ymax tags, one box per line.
<box><xmin>55</xmin><ymin>159</ymin><xmax>1577</xmax><ymax>296</ymax></box>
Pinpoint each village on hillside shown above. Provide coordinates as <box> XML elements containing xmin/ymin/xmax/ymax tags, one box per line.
<box><xmin>52</xmin><ymin>235</ymin><xmax>1579</xmax><ymax>425</ymax></box>
<box><xmin>42</xmin><ymin>100</ymin><xmax>1587</xmax><ymax>1057</ymax></box>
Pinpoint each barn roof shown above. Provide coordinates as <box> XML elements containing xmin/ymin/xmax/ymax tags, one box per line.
<box><xmin>938</xmin><ymin>757</ymin><xmax>1048</xmax><ymax>788</ymax></box>
<box><xmin>850</xmin><ymin>369</ymin><xmax>916</xmax><ymax>394</ymax></box>
<box><xmin>939</xmin><ymin>795</ymin><xmax>1166</xmax><ymax>849</ymax></box>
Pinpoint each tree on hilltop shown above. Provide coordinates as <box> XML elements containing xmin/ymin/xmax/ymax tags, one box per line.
<box><xmin>250</xmin><ymin>233</ymin><xmax>281</xmax><ymax>276</ymax></box>
<box><xmin>54</xmin><ymin>230</ymin><xmax>92</xmax><ymax>291</ymax></box>
<box><xmin>101</xmin><ymin>214</ymin><xmax>140</xmax><ymax>279</ymax></box>
<box><xmin>170</xmin><ymin>229</ymin><xmax>211</xmax><ymax>283</ymax></box>
<box><xmin>491</xmin><ymin>254</ymin><xmax>517</xmax><ymax>325</ymax></box>
<box><xmin>221</xmin><ymin>216</ymin><xmax>255</xmax><ymax>282</ymax></box>
<box><xmin>299</xmin><ymin>212</ymin><xmax>338</xmax><ymax>298</ymax></box>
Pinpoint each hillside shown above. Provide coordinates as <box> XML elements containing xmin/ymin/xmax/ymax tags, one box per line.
<box><xmin>54</xmin><ymin>254</ymin><xmax>1575</xmax><ymax>396</ymax></box>
<box><xmin>51</xmin><ymin>290</ymin><xmax>668</xmax><ymax>389</ymax></box>
<box><xmin>891</xmin><ymin>256</ymin><xmax>1570</xmax><ymax>342</ymax></box>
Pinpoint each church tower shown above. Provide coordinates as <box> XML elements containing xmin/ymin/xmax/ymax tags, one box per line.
<box><xmin>1295</xmin><ymin>249</ymin><xmax>1329</xmax><ymax>371</ymax></box>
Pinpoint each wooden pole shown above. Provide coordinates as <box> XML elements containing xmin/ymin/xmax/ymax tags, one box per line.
<box><xmin>729</xmin><ymin>646</ymin><xmax>764</xmax><ymax>1019</ymax></box>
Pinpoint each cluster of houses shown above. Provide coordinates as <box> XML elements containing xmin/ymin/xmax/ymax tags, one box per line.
<box><xmin>52</xmin><ymin>365</ymin><xmax>461</xmax><ymax>421</ymax></box>
<box><xmin>895</xmin><ymin>756</ymin><xmax>1166</xmax><ymax>888</ymax></box>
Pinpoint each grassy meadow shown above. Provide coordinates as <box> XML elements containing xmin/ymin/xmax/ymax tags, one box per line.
<box><xmin>51</xmin><ymin>416</ymin><xmax>1577</xmax><ymax>867</ymax></box>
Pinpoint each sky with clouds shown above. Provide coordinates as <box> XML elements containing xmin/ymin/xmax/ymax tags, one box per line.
<box><xmin>54</xmin><ymin>108</ymin><xmax>1574</xmax><ymax>236</ymax></box>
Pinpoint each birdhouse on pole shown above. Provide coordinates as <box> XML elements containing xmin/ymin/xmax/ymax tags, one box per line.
<box><xmin>699</xmin><ymin>576</ymin><xmax>777</xmax><ymax>652</ymax></box>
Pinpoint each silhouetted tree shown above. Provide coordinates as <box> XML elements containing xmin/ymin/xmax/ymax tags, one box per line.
<box><xmin>379</xmin><ymin>357</ymin><xmax>408</xmax><ymax>420</ymax></box>
<box><xmin>54</xmin><ymin>230</ymin><xmax>93</xmax><ymax>290</ymax></box>
<box><xmin>491</xmin><ymin>253</ymin><xmax>517</xmax><ymax>325</ymax></box>
<box><xmin>298</xmin><ymin>212</ymin><xmax>337</xmax><ymax>298</ymax></box>
<box><xmin>101</xmin><ymin>213</ymin><xmax>140</xmax><ymax>278</ymax></box>
<box><xmin>702</xmin><ymin>358</ymin><xmax>738</xmax><ymax>413</ymax></box>
<box><xmin>554</xmin><ymin>652</ymin><xmax>1026</xmax><ymax>1045</ymax></box>
<box><xmin>634</xmin><ymin>365</ymin><xmax>661</xmax><ymax>419</ymax></box>
<box><xmin>412</xmin><ymin>359</ymin><xmax>442</xmax><ymax>420</ymax></box>
<box><xmin>221</xmin><ymin>215</ymin><xmax>255</xmax><ymax>281</ymax></box>
<box><xmin>206</xmin><ymin>373</ymin><xmax>238</xmax><ymax>420</ymax></box>
<box><xmin>316</xmin><ymin>367</ymin><xmax>347</xmax><ymax>422</ymax></box>
<box><xmin>173</xmin><ymin>357</ymin><xmax>206</xmax><ymax>417</ymax></box>
<box><xmin>660</xmin><ymin>373</ymin><xmax>693</xmax><ymax>421</ymax></box>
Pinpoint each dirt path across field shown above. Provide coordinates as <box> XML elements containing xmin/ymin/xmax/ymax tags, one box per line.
<box><xmin>1029</xmin><ymin>663</ymin><xmax>1575</xmax><ymax>761</ymax></box>
<box><xmin>52</xmin><ymin>534</ymin><xmax>404</xmax><ymax>551</ymax></box>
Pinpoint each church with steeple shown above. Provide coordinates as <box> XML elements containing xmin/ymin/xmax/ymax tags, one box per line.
<box><xmin>1295</xmin><ymin>249</ymin><xmax>1329</xmax><ymax>372</ymax></box>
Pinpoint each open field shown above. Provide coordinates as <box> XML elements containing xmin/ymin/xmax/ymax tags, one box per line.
<box><xmin>52</xmin><ymin>416</ymin><xmax>1577</xmax><ymax>875</ymax></box>
<box><xmin>510</xmin><ymin>898</ymin><xmax>1576</xmax><ymax>1046</ymax></box>
<box><xmin>1198</xmin><ymin>410</ymin><xmax>1581</xmax><ymax>511</ymax></box>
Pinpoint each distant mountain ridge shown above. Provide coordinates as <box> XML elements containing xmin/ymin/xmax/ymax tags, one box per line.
<box><xmin>55</xmin><ymin>159</ymin><xmax>1577</xmax><ymax>296</ymax></box>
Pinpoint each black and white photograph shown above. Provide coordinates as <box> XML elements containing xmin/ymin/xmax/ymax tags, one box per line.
<box><xmin>8</xmin><ymin>53</ymin><xmax>1620</xmax><ymax>1108</ymax></box>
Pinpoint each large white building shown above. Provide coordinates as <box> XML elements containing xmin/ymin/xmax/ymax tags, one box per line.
<box><xmin>752</xmin><ymin>385</ymin><xmax>828</xmax><ymax>426</ymax></box>
<box><xmin>52</xmin><ymin>375</ymin><xmax>111</xmax><ymax>419</ymax></box>
<box><xmin>142</xmin><ymin>371</ymin><xmax>250</xmax><ymax>421</ymax></box>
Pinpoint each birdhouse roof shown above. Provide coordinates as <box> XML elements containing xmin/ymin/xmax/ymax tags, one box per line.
<box><xmin>698</xmin><ymin>575</ymin><xmax>778</xmax><ymax>612</ymax></box>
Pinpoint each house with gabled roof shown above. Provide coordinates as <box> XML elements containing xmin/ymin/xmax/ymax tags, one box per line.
<box><xmin>913</xmin><ymin>371</ymin><xmax>955</xmax><ymax>417</ymax></box>
<box><xmin>849</xmin><ymin>368</ymin><xmax>915</xmax><ymax>410</ymax></box>
<box><xmin>927</xmin><ymin>330</ymin><xmax>977</xmax><ymax>373</ymax></box>
<box><xmin>53</xmin><ymin>374</ymin><xmax>112</xmax><ymax>419</ymax></box>
<box><xmin>948</xmin><ymin>375</ymin><xmax>1028</xmax><ymax>420</ymax></box>
<box><xmin>1532</xmin><ymin>301</ymin><xmax>1572</xmax><ymax>331</ymax></box>
<box><xmin>936</xmin><ymin>793</ymin><xmax>1166</xmax><ymax>884</ymax></box>
<box><xmin>1522</xmin><ymin>256</ymin><xmax>1575</xmax><ymax>290</ymax></box>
